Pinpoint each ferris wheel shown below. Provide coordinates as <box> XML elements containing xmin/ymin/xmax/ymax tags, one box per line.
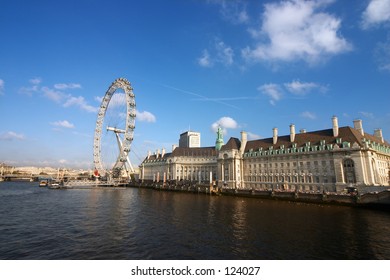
<box><xmin>93</xmin><ymin>78</ymin><xmax>136</xmax><ymax>179</ymax></box>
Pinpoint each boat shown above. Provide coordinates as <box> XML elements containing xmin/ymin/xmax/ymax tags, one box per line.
<box><xmin>48</xmin><ymin>182</ymin><xmax>61</xmax><ymax>189</ymax></box>
<box><xmin>39</xmin><ymin>180</ymin><xmax>49</xmax><ymax>187</ymax></box>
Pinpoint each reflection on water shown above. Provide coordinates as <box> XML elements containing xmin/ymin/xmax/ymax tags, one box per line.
<box><xmin>0</xmin><ymin>182</ymin><xmax>390</xmax><ymax>259</ymax></box>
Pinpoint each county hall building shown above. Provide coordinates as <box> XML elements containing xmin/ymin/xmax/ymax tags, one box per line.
<box><xmin>140</xmin><ymin>117</ymin><xmax>390</xmax><ymax>192</ymax></box>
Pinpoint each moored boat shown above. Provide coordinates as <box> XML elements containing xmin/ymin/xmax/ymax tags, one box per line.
<box><xmin>39</xmin><ymin>180</ymin><xmax>49</xmax><ymax>187</ymax></box>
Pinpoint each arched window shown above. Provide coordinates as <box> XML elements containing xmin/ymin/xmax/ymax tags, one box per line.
<box><xmin>343</xmin><ymin>159</ymin><xmax>356</xmax><ymax>184</ymax></box>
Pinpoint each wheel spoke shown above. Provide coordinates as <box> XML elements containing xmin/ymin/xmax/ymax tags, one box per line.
<box><xmin>93</xmin><ymin>78</ymin><xmax>136</xmax><ymax>180</ymax></box>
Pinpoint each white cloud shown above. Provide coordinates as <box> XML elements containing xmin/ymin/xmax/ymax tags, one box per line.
<box><xmin>242</xmin><ymin>0</ymin><xmax>351</xmax><ymax>65</ymax></box>
<box><xmin>30</xmin><ymin>78</ymin><xmax>42</xmax><ymax>85</ymax></box>
<box><xmin>216</xmin><ymin>40</ymin><xmax>234</xmax><ymax>65</ymax></box>
<box><xmin>258</xmin><ymin>83</ymin><xmax>283</xmax><ymax>105</ymax></box>
<box><xmin>362</xmin><ymin>0</ymin><xmax>390</xmax><ymax>29</ymax></box>
<box><xmin>209</xmin><ymin>0</ymin><xmax>249</xmax><ymax>24</ymax></box>
<box><xmin>41</xmin><ymin>86</ymin><xmax>68</xmax><ymax>103</ymax></box>
<box><xmin>0</xmin><ymin>79</ymin><xmax>4</xmax><ymax>95</ymax></box>
<box><xmin>63</xmin><ymin>96</ymin><xmax>98</xmax><ymax>113</ymax></box>
<box><xmin>198</xmin><ymin>39</ymin><xmax>234</xmax><ymax>67</ymax></box>
<box><xmin>19</xmin><ymin>77</ymin><xmax>42</xmax><ymax>95</ymax></box>
<box><xmin>211</xmin><ymin>116</ymin><xmax>238</xmax><ymax>135</ymax></box>
<box><xmin>359</xmin><ymin>111</ymin><xmax>375</xmax><ymax>119</ymax></box>
<box><xmin>19</xmin><ymin>79</ymin><xmax>90</xmax><ymax>113</ymax></box>
<box><xmin>0</xmin><ymin>131</ymin><xmax>25</xmax><ymax>141</ymax></box>
<box><xmin>247</xmin><ymin>131</ymin><xmax>262</xmax><ymax>140</ymax></box>
<box><xmin>198</xmin><ymin>50</ymin><xmax>212</xmax><ymax>67</ymax></box>
<box><xmin>300</xmin><ymin>111</ymin><xmax>317</xmax><ymax>120</ymax></box>
<box><xmin>136</xmin><ymin>110</ymin><xmax>156</xmax><ymax>123</ymax></box>
<box><xmin>284</xmin><ymin>80</ymin><xmax>327</xmax><ymax>95</ymax></box>
<box><xmin>258</xmin><ymin>80</ymin><xmax>326</xmax><ymax>105</ymax></box>
<box><xmin>54</xmin><ymin>83</ymin><xmax>82</xmax><ymax>90</ymax></box>
<box><xmin>94</xmin><ymin>96</ymin><xmax>103</xmax><ymax>103</ymax></box>
<box><xmin>50</xmin><ymin>120</ymin><xmax>75</xmax><ymax>129</ymax></box>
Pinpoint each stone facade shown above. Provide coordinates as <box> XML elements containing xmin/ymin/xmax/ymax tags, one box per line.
<box><xmin>140</xmin><ymin>118</ymin><xmax>390</xmax><ymax>192</ymax></box>
<box><xmin>140</xmin><ymin>146</ymin><xmax>218</xmax><ymax>183</ymax></box>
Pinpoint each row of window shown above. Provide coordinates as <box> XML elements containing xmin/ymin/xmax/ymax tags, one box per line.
<box><xmin>246</xmin><ymin>160</ymin><xmax>333</xmax><ymax>169</ymax></box>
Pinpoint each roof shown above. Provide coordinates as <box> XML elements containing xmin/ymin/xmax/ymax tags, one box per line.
<box><xmin>221</xmin><ymin>137</ymin><xmax>241</xmax><ymax>151</ymax></box>
<box><xmin>142</xmin><ymin>146</ymin><xmax>217</xmax><ymax>162</ymax></box>
<box><xmin>243</xmin><ymin>126</ymin><xmax>390</xmax><ymax>152</ymax></box>
<box><xmin>171</xmin><ymin>146</ymin><xmax>217</xmax><ymax>157</ymax></box>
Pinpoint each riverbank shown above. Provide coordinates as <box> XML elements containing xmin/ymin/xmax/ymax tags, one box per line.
<box><xmin>128</xmin><ymin>182</ymin><xmax>390</xmax><ymax>209</ymax></box>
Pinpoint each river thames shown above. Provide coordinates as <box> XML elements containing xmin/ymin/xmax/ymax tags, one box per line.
<box><xmin>0</xmin><ymin>181</ymin><xmax>389</xmax><ymax>259</ymax></box>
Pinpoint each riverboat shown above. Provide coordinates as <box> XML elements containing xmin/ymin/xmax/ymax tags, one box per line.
<box><xmin>39</xmin><ymin>180</ymin><xmax>49</xmax><ymax>187</ymax></box>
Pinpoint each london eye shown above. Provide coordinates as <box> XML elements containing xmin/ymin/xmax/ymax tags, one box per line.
<box><xmin>93</xmin><ymin>78</ymin><xmax>136</xmax><ymax>179</ymax></box>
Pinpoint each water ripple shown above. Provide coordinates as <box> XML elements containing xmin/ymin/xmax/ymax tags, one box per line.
<box><xmin>1</xmin><ymin>182</ymin><xmax>390</xmax><ymax>259</ymax></box>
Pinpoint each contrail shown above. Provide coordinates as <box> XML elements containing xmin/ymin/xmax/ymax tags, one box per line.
<box><xmin>160</xmin><ymin>83</ymin><xmax>241</xmax><ymax>110</ymax></box>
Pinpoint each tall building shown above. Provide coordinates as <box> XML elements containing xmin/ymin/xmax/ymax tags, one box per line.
<box><xmin>140</xmin><ymin>117</ymin><xmax>390</xmax><ymax>192</ymax></box>
<box><xmin>179</xmin><ymin>131</ymin><xmax>201</xmax><ymax>148</ymax></box>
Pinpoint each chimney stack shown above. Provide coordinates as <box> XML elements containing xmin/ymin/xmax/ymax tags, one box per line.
<box><xmin>332</xmin><ymin>116</ymin><xmax>339</xmax><ymax>137</ymax></box>
<box><xmin>290</xmin><ymin>124</ymin><xmax>296</xmax><ymax>142</ymax></box>
<box><xmin>240</xmin><ymin>131</ymin><xmax>248</xmax><ymax>155</ymax></box>
<box><xmin>374</xmin><ymin>129</ymin><xmax>384</xmax><ymax>143</ymax></box>
<box><xmin>353</xmin><ymin>119</ymin><xmax>364</xmax><ymax>136</ymax></box>
<box><xmin>300</xmin><ymin>129</ymin><xmax>307</xmax><ymax>134</ymax></box>
<box><xmin>147</xmin><ymin>150</ymin><xmax>151</xmax><ymax>159</ymax></box>
<box><xmin>161</xmin><ymin>148</ymin><xmax>166</xmax><ymax>157</ymax></box>
<box><xmin>273</xmin><ymin>127</ymin><xmax>278</xmax><ymax>145</ymax></box>
<box><xmin>172</xmin><ymin>144</ymin><xmax>177</xmax><ymax>152</ymax></box>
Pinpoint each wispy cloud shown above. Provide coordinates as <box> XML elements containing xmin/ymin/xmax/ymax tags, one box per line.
<box><xmin>136</xmin><ymin>110</ymin><xmax>156</xmax><ymax>123</ymax></box>
<box><xmin>209</xmin><ymin>0</ymin><xmax>249</xmax><ymax>24</ymax></box>
<box><xmin>362</xmin><ymin>0</ymin><xmax>390</xmax><ymax>29</ymax></box>
<box><xmin>0</xmin><ymin>131</ymin><xmax>25</xmax><ymax>141</ymax></box>
<box><xmin>258</xmin><ymin>79</ymin><xmax>327</xmax><ymax>105</ymax></box>
<box><xmin>198</xmin><ymin>50</ymin><xmax>212</xmax><ymax>67</ymax></box>
<box><xmin>94</xmin><ymin>96</ymin><xmax>103</xmax><ymax>103</ymax></box>
<box><xmin>198</xmin><ymin>39</ymin><xmax>234</xmax><ymax>68</ymax></box>
<box><xmin>242</xmin><ymin>0</ymin><xmax>352</xmax><ymax>65</ymax></box>
<box><xmin>359</xmin><ymin>111</ymin><xmax>375</xmax><ymax>119</ymax></box>
<box><xmin>247</xmin><ymin>131</ymin><xmax>262</xmax><ymax>140</ymax></box>
<box><xmin>375</xmin><ymin>35</ymin><xmax>390</xmax><ymax>72</ymax></box>
<box><xmin>258</xmin><ymin>83</ymin><xmax>283</xmax><ymax>105</ymax></box>
<box><xmin>284</xmin><ymin>80</ymin><xmax>327</xmax><ymax>95</ymax></box>
<box><xmin>211</xmin><ymin>116</ymin><xmax>239</xmax><ymax>135</ymax></box>
<box><xmin>54</xmin><ymin>83</ymin><xmax>82</xmax><ymax>90</ymax></box>
<box><xmin>19</xmin><ymin>77</ymin><xmax>42</xmax><ymax>95</ymax></box>
<box><xmin>0</xmin><ymin>79</ymin><xmax>4</xmax><ymax>95</ymax></box>
<box><xmin>216</xmin><ymin>39</ymin><xmax>234</xmax><ymax>66</ymax></box>
<box><xmin>50</xmin><ymin>120</ymin><xmax>75</xmax><ymax>129</ymax></box>
<box><xmin>300</xmin><ymin>111</ymin><xmax>317</xmax><ymax>120</ymax></box>
<box><xmin>19</xmin><ymin>78</ymin><xmax>97</xmax><ymax>113</ymax></box>
<box><xmin>63</xmin><ymin>96</ymin><xmax>98</xmax><ymax>113</ymax></box>
<box><xmin>41</xmin><ymin>86</ymin><xmax>68</xmax><ymax>103</ymax></box>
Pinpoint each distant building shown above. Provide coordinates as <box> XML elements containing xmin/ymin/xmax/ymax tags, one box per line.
<box><xmin>140</xmin><ymin>117</ymin><xmax>390</xmax><ymax>192</ymax></box>
<box><xmin>179</xmin><ymin>131</ymin><xmax>201</xmax><ymax>148</ymax></box>
<box><xmin>140</xmin><ymin>146</ymin><xmax>217</xmax><ymax>183</ymax></box>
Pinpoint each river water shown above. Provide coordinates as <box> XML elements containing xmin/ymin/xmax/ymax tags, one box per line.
<box><xmin>0</xmin><ymin>181</ymin><xmax>389</xmax><ymax>260</ymax></box>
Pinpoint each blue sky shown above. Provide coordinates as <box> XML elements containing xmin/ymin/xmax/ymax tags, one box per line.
<box><xmin>1</xmin><ymin>0</ymin><xmax>390</xmax><ymax>169</ymax></box>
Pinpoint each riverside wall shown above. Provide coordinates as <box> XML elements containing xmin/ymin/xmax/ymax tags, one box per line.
<box><xmin>129</xmin><ymin>181</ymin><xmax>390</xmax><ymax>208</ymax></box>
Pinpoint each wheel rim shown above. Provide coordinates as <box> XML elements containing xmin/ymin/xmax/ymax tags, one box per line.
<box><xmin>93</xmin><ymin>78</ymin><xmax>136</xmax><ymax>178</ymax></box>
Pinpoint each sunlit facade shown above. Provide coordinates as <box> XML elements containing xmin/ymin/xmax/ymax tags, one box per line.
<box><xmin>140</xmin><ymin>118</ymin><xmax>390</xmax><ymax>192</ymax></box>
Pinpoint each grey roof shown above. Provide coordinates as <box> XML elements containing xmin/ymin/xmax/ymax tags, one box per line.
<box><xmin>243</xmin><ymin>126</ymin><xmax>389</xmax><ymax>152</ymax></box>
